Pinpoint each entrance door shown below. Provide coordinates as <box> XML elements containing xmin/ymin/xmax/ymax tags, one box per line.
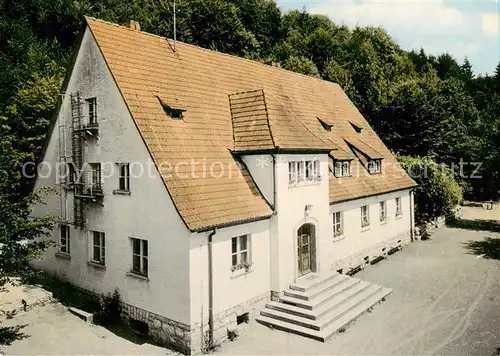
<box><xmin>297</xmin><ymin>224</ymin><xmax>315</xmax><ymax>276</ymax></box>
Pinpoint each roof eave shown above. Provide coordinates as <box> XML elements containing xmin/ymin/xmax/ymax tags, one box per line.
<box><xmin>191</xmin><ymin>213</ymin><xmax>274</xmax><ymax>233</ymax></box>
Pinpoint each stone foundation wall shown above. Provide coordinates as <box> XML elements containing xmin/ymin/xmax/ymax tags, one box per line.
<box><xmin>330</xmin><ymin>231</ymin><xmax>412</xmax><ymax>274</ymax></box>
<box><xmin>190</xmin><ymin>291</ymin><xmax>271</xmax><ymax>354</ymax></box>
<box><xmin>120</xmin><ymin>303</ymin><xmax>191</xmax><ymax>354</ymax></box>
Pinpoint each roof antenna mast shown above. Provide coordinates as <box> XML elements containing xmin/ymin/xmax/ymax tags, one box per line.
<box><xmin>173</xmin><ymin>0</ymin><xmax>177</xmax><ymax>51</ymax></box>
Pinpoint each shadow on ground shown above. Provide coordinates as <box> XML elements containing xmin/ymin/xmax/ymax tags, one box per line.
<box><xmin>34</xmin><ymin>276</ymin><xmax>150</xmax><ymax>345</ymax></box>
<box><xmin>0</xmin><ymin>325</ymin><xmax>29</xmax><ymax>346</ymax></box>
<box><xmin>464</xmin><ymin>237</ymin><xmax>500</xmax><ymax>260</ymax></box>
<box><xmin>446</xmin><ymin>218</ymin><xmax>500</xmax><ymax>233</ymax></box>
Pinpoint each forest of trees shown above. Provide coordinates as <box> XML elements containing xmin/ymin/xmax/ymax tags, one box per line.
<box><xmin>2</xmin><ymin>0</ymin><xmax>500</xmax><ymax>202</ymax></box>
<box><xmin>2</xmin><ymin>0</ymin><xmax>499</xmax><ymax>284</ymax></box>
<box><xmin>1</xmin><ymin>0</ymin><xmax>500</xmax><ymax>219</ymax></box>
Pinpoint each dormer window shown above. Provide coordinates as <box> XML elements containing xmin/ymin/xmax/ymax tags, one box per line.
<box><xmin>317</xmin><ymin>117</ymin><xmax>333</xmax><ymax>131</ymax></box>
<box><xmin>368</xmin><ymin>159</ymin><xmax>381</xmax><ymax>174</ymax></box>
<box><xmin>334</xmin><ymin>160</ymin><xmax>351</xmax><ymax>177</ymax></box>
<box><xmin>350</xmin><ymin>122</ymin><xmax>362</xmax><ymax>133</ymax></box>
<box><xmin>157</xmin><ymin>96</ymin><xmax>186</xmax><ymax>120</ymax></box>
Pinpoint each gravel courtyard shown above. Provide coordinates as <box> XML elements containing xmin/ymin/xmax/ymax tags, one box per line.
<box><xmin>2</xmin><ymin>207</ymin><xmax>500</xmax><ymax>355</ymax></box>
<box><xmin>219</xmin><ymin>222</ymin><xmax>500</xmax><ymax>355</ymax></box>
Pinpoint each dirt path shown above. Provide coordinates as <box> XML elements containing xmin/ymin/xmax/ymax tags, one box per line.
<box><xmin>218</xmin><ymin>225</ymin><xmax>500</xmax><ymax>355</ymax></box>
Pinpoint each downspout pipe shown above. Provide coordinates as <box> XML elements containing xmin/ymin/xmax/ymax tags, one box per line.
<box><xmin>207</xmin><ymin>228</ymin><xmax>216</xmax><ymax>348</ymax></box>
<box><xmin>272</xmin><ymin>154</ymin><xmax>277</xmax><ymax>213</ymax></box>
<box><xmin>409</xmin><ymin>188</ymin><xmax>415</xmax><ymax>242</ymax></box>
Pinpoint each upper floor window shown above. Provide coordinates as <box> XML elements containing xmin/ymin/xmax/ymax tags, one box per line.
<box><xmin>118</xmin><ymin>163</ymin><xmax>130</xmax><ymax>192</ymax></box>
<box><xmin>368</xmin><ymin>159</ymin><xmax>381</xmax><ymax>174</ymax></box>
<box><xmin>131</xmin><ymin>238</ymin><xmax>148</xmax><ymax>277</ymax></box>
<box><xmin>379</xmin><ymin>201</ymin><xmax>387</xmax><ymax>222</ymax></box>
<box><xmin>231</xmin><ymin>235</ymin><xmax>251</xmax><ymax>271</ymax></box>
<box><xmin>60</xmin><ymin>225</ymin><xmax>70</xmax><ymax>254</ymax></box>
<box><xmin>333</xmin><ymin>211</ymin><xmax>343</xmax><ymax>238</ymax></box>
<box><xmin>334</xmin><ymin>160</ymin><xmax>351</xmax><ymax>177</ymax></box>
<box><xmin>361</xmin><ymin>205</ymin><xmax>370</xmax><ymax>228</ymax></box>
<box><xmin>395</xmin><ymin>197</ymin><xmax>402</xmax><ymax>217</ymax></box>
<box><xmin>90</xmin><ymin>163</ymin><xmax>102</xmax><ymax>190</ymax></box>
<box><xmin>91</xmin><ymin>231</ymin><xmax>105</xmax><ymax>265</ymax></box>
<box><xmin>289</xmin><ymin>160</ymin><xmax>320</xmax><ymax>185</ymax></box>
<box><xmin>86</xmin><ymin>98</ymin><xmax>98</xmax><ymax>125</ymax></box>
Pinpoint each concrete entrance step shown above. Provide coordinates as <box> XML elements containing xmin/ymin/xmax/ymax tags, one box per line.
<box><xmin>257</xmin><ymin>273</ymin><xmax>392</xmax><ymax>342</ymax></box>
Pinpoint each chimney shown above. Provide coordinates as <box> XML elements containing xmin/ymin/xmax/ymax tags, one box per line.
<box><xmin>129</xmin><ymin>20</ymin><xmax>141</xmax><ymax>31</ymax></box>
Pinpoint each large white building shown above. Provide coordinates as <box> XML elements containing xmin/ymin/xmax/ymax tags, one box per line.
<box><xmin>32</xmin><ymin>17</ymin><xmax>416</xmax><ymax>354</ymax></box>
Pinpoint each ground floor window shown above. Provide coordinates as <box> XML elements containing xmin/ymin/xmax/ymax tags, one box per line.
<box><xmin>231</xmin><ymin>235</ymin><xmax>251</xmax><ymax>271</ymax></box>
<box><xmin>361</xmin><ymin>205</ymin><xmax>370</xmax><ymax>227</ymax></box>
<box><xmin>60</xmin><ymin>225</ymin><xmax>70</xmax><ymax>254</ymax></box>
<box><xmin>396</xmin><ymin>197</ymin><xmax>402</xmax><ymax>217</ymax></box>
<box><xmin>333</xmin><ymin>211</ymin><xmax>343</xmax><ymax>237</ymax></box>
<box><xmin>131</xmin><ymin>238</ymin><xmax>148</xmax><ymax>276</ymax></box>
<box><xmin>380</xmin><ymin>201</ymin><xmax>388</xmax><ymax>222</ymax></box>
<box><xmin>91</xmin><ymin>231</ymin><xmax>105</xmax><ymax>265</ymax></box>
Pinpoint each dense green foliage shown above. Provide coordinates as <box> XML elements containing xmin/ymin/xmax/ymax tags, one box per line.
<box><xmin>0</xmin><ymin>130</ymin><xmax>54</xmax><ymax>286</ymax></box>
<box><xmin>398</xmin><ymin>156</ymin><xmax>463</xmax><ymax>223</ymax></box>
<box><xmin>0</xmin><ymin>0</ymin><xmax>499</xmax><ymax>276</ymax></box>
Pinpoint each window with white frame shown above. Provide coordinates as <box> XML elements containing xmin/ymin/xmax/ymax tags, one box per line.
<box><xmin>379</xmin><ymin>201</ymin><xmax>387</xmax><ymax>222</ymax></box>
<box><xmin>60</xmin><ymin>225</ymin><xmax>70</xmax><ymax>254</ymax></box>
<box><xmin>231</xmin><ymin>235</ymin><xmax>250</xmax><ymax>271</ymax></box>
<box><xmin>361</xmin><ymin>205</ymin><xmax>370</xmax><ymax>228</ymax></box>
<box><xmin>334</xmin><ymin>160</ymin><xmax>351</xmax><ymax>177</ymax></box>
<box><xmin>368</xmin><ymin>159</ymin><xmax>382</xmax><ymax>174</ymax></box>
<box><xmin>91</xmin><ymin>231</ymin><xmax>105</xmax><ymax>265</ymax></box>
<box><xmin>289</xmin><ymin>160</ymin><xmax>320</xmax><ymax>185</ymax></box>
<box><xmin>395</xmin><ymin>197</ymin><xmax>402</xmax><ymax>217</ymax></box>
<box><xmin>86</xmin><ymin>97</ymin><xmax>98</xmax><ymax>125</ymax></box>
<box><xmin>118</xmin><ymin>163</ymin><xmax>130</xmax><ymax>191</ymax></box>
<box><xmin>288</xmin><ymin>162</ymin><xmax>297</xmax><ymax>184</ymax></box>
<box><xmin>333</xmin><ymin>211</ymin><xmax>343</xmax><ymax>237</ymax></box>
<box><xmin>131</xmin><ymin>238</ymin><xmax>148</xmax><ymax>276</ymax></box>
<box><xmin>297</xmin><ymin>161</ymin><xmax>305</xmax><ymax>182</ymax></box>
<box><xmin>90</xmin><ymin>163</ymin><xmax>102</xmax><ymax>190</ymax></box>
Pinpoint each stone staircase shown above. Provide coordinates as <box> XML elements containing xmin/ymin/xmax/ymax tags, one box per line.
<box><xmin>256</xmin><ymin>273</ymin><xmax>392</xmax><ymax>341</ymax></box>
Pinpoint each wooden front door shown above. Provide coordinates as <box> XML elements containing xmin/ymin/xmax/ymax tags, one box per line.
<box><xmin>297</xmin><ymin>224</ymin><xmax>315</xmax><ymax>276</ymax></box>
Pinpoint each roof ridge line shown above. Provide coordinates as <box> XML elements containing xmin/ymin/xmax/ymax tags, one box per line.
<box><xmin>84</xmin><ymin>16</ymin><xmax>342</xmax><ymax>89</ymax></box>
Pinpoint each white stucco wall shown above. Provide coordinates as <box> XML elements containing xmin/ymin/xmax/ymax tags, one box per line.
<box><xmin>327</xmin><ymin>189</ymin><xmax>412</xmax><ymax>265</ymax></box>
<box><xmin>241</xmin><ymin>155</ymin><xmax>274</xmax><ymax>206</ymax></box>
<box><xmin>272</xmin><ymin>154</ymin><xmax>331</xmax><ymax>292</ymax></box>
<box><xmin>31</xmin><ymin>28</ymin><xmax>192</xmax><ymax>325</ymax></box>
<box><xmin>189</xmin><ymin>219</ymin><xmax>271</xmax><ymax>325</ymax></box>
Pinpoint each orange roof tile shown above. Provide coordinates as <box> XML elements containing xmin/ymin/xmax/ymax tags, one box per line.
<box><xmin>85</xmin><ymin>17</ymin><xmax>415</xmax><ymax>231</ymax></box>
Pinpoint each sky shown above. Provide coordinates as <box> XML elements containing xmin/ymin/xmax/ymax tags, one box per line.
<box><xmin>276</xmin><ymin>0</ymin><xmax>499</xmax><ymax>75</ymax></box>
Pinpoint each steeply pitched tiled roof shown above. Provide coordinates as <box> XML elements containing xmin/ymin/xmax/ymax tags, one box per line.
<box><xmin>85</xmin><ymin>17</ymin><xmax>415</xmax><ymax>231</ymax></box>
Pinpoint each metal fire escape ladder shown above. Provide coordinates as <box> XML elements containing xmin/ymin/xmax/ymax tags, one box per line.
<box><xmin>71</xmin><ymin>92</ymin><xmax>85</xmax><ymax>229</ymax></box>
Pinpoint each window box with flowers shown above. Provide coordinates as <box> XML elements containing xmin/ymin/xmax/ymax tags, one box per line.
<box><xmin>230</xmin><ymin>235</ymin><xmax>253</xmax><ymax>278</ymax></box>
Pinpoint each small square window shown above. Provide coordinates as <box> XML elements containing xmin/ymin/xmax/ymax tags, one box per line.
<box><xmin>368</xmin><ymin>160</ymin><xmax>381</xmax><ymax>174</ymax></box>
<box><xmin>334</xmin><ymin>160</ymin><xmax>350</xmax><ymax>177</ymax></box>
